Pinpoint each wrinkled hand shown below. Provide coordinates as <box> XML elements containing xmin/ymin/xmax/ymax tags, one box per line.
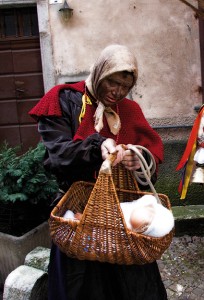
<box><xmin>121</xmin><ymin>144</ymin><xmax>143</xmax><ymax>170</ymax></box>
<box><xmin>101</xmin><ymin>139</ymin><xmax>126</xmax><ymax>165</ymax></box>
<box><xmin>101</xmin><ymin>138</ymin><xmax>117</xmax><ymax>160</ymax></box>
<box><xmin>113</xmin><ymin>144</ymin><xmax>127</xmax><ymax>166</ymax></box>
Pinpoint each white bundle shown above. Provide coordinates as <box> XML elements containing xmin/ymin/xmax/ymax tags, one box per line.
<box><xmin>63</xmin><ymin>210</ymin><xmax>75</xmax><ymax>220</ymax></box>
<box><xmin>120</xmin><ymin>195</ymin><xmax>174</xmax><ymax>237</ymax></box>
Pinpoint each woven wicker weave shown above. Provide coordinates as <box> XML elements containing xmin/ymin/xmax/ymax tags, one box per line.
<box><xmin>49</xmin><ymin>156</ymin><xmax>174</xmax><ymax>265</ymax></box>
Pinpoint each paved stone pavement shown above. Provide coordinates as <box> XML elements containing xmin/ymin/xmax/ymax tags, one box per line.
<box><xmin>0</xmin><ymin>235</ymin><xmax>203</xmax><ymax>299</ymax></box>
<box><xmin>158</xmin><ymin>235</ymin><xmax>204</xmax><ymax>300</ymax></box>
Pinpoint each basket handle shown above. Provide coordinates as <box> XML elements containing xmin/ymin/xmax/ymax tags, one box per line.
<box><xmin>99</xmin><ymin>151</ymin><xmax>118</xmax><ymax>174</ymax></box>
<box><xmin>99</xmin><ymin>145</ymin><xmax>161</xmax><ymax>204</ymax></box>
<box><xmin>99</xmin><ymin>144</ymin><xmax>128</xmax><ymax>174</ymax></box>
<box><xmin>128</xmin><ymin>145</ymin><xmax>161</xmax><ymax>204</ymax></box>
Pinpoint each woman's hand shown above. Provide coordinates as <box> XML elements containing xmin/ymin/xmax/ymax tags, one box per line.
<box><xmin>112</xmin><ymin>144</ymin><xmax>127</xmax><ymax>166</ymax></box>
<box><xmin>101</xmin><ymin>138</ymin><xmax>117</xmax><ymax>160</ymax></box>
<box><xmin>101</xmin><ymin>139</ymin><xmax>126</xmax><ymax>165</ymax></box>
<box><xmin>101</xmin><ymin>141</ymin><xmax>143</xmax><ymax>169</ymax></box>
<box><xmin>121</xmin><ymin>144</ymin><xmax>143</xmax><ymax>170</ymax></box>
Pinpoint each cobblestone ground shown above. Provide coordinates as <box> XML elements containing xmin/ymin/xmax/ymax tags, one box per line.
<box><xmin>158</xmin><ymin>235</ymin><xmax>204</xmax><ymax>300</ymax></box>
<box><xmin>0</xmin><ymin>235</ymin><xmax>203</xmax><ymax>300</ymax></box>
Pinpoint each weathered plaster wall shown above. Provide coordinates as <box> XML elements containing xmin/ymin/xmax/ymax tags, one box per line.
<box><xmin>47</xmin><ymin>0</ymin><xmax>202</xmax><ymax>131</ymax></box>
<box><xmin>1</xmin><ymin>0</ymin><xmax>201</xmax><ymax>138</ymax></box>
<box><xmin>0</xmin><ymin>1</ymin><xmax>203</xmax><ymax>217</ymax></box>
<box><xmin>40</xmin><ymin>0</ymin><xmax>204</xmax><ymax>203</ymax></box>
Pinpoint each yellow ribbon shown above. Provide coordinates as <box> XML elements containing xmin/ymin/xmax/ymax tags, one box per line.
<box><xmin>180</xmin><ymin>141</ymin><xmax>197</xmax><ymax>199</ymax></box>
<box><xmin>79</xmin><ymin>94</ymin><xmax>92</xmax><ymax>124</ymax></box>
<box><xmin>79</xmin><ymin>94</ymin><xmax>121</xmax><ymax>135</ymax></box>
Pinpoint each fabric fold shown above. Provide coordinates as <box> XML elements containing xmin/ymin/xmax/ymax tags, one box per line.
<box><xmin>94</xmin><ymin>102</ymin><xmax>121</xmax><ymax>135</ymax></box>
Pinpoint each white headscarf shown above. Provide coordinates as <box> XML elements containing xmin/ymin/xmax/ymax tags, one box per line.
<box><xmin>85</xmin><ymin>44</ymin><xmax>138</xmax><ymax>135</ymax></box>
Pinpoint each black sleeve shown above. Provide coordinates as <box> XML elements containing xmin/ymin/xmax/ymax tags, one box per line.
<box><xmin>38</xmin><ymin>90</ymin><xmax>106</xmax><ymax>183</ymax></box>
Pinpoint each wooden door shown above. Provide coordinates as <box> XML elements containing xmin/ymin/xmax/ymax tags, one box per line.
<box><xmin>0</xmin><ymin>6</ymin><xmax>44</xmax><ymax>153</ymax></box>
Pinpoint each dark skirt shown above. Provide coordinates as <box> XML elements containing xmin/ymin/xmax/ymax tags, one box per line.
<box><xmin>48</xmin><ymin>244</ymin><xmax>167</xmax><ymax>300</ymax></box>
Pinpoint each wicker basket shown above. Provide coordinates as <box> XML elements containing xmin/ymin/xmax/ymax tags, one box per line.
<box><xmin>49</xmin><ymin>154</ymin><xmax>174</xmax><ymax>265</ymax></box>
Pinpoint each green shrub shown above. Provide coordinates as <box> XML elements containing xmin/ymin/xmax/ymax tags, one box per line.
<box><xmin>0</xmin><ymin>142</ymin><xmax>58</xmax><ymax>204</ymax></box>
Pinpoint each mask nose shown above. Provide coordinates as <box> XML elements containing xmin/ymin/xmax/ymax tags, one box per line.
<box><xmin>112</xmin><ymin>86</ymin><xmax>122</xmax><ymax>99</ymax></box>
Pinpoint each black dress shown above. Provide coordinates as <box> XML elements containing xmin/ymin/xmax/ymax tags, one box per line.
<box><xmin>38</xmin><ymin>88</ymin><xmax>167</xmax><ymax>300</ymax></box>
<box><xmin>48</xmin><ymin>244</ymin><xmax>167</xmax><ymax>300</ymax></box>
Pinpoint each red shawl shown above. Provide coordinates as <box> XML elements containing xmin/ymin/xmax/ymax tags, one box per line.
<box><xmin>29</xmin><ymin>81</ymin><xmax>163</xmax><ymax>164</ymax></box>
<box><xmin>74</xmin><ymin>98</ymin><xmax>163</xmax><ymax>164</ymax></box>
<box><xmin>29</xmin><ymin>81</ymin><xmax>85</xmax><ymax>119</ymax></box>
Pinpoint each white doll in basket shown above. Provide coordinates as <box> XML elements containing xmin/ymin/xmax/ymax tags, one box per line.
<box><xmin>120</xmin><ymin>195</ymin><xmax>174</xmax><ymax>237</ymax></box>
<box><xmin>62</xmin><ymin>210</ymin><xmax>82</xmax><ymax>220</ymax></box>
<box><xmin>63</xmin><ymin>194</ymin><xmax>174</xmax><ymax>238</ymax></box>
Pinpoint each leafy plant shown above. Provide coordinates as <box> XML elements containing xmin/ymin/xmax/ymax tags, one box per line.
<box><xmin>0</xmin><ymin>142</ymin><xmax>58</xmax><ymax>204</ymax></box>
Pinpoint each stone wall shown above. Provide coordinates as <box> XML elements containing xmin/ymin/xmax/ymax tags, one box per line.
<box><xmin>46</xmin><ymin>0</ymin><xmax>202</xmax><ymax>133</ymax></box>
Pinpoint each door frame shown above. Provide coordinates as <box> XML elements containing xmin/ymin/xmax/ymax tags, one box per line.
<box><xmin>0</xmin><ymin>0</ymin><xmax>55</xmax><ymax>93</ymax></box>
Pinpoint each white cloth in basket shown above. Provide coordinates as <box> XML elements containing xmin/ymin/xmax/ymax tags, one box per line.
<box><xmin>63</xmin><ymin>195</ymin><xmax>174</xmax><ymax>238</ymax></box>
<box><xmin>63</xmin><ymin>210</ymin><xmax>75</xmax><ymax>219</ymax></box>
<box><xmin>120</xmin><ymin>195</ymin><xmax>174</xmax><ymax>237</ymax></box>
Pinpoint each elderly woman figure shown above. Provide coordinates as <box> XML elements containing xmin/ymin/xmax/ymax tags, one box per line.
<box><xmin>29</xmin><ymin>44</ymin><xmax>167</xmax><ymax>300</ymax></box>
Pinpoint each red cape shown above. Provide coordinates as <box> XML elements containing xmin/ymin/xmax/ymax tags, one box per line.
<box><xmin>29</xmin><ymin>81</ymin><xmax>85</xmax><ymax>119</ymax></box>
<box><xmin>29</xmin><ymin>81</ymin><xmax>163</xmax><ymax>165</ymax></box>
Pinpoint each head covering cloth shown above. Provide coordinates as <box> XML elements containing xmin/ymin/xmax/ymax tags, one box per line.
<box><xmin>85</xmin><ymin>44</ymin><xmax>138</xmax><ymax>135</ymax></box>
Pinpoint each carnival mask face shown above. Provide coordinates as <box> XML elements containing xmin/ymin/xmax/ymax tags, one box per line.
<box><xmin>97</xmin><ymin>71</ymin><xmax>134</xmax><ymax>107</ymax></box>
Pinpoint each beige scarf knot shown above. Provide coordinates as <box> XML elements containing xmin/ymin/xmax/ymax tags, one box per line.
<box><xmin>94</xmin><ymin>102</ymin><xmax>121</xmax><ymax>135</ymax></box>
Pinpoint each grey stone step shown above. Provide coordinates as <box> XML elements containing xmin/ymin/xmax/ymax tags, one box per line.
<box><xmin>3</xmin><ymin>265</ymin><xmax>48</xmax><ymax>300</ymax></box>
<box><xmin>24</xmin><ymin>246</ymin><xmax>50</xmax><ymax>273</ymax></box>
<box><xmin>172</xmin><ymin>205</ymin><xmax>204</xmax><ymax>220</ymax></box>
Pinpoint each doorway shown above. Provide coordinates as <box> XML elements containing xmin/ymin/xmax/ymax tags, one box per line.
<box><xmin>0</xmin><ymin>6</ymin><xmax>44</xmax><ymax>153</ymax></box>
